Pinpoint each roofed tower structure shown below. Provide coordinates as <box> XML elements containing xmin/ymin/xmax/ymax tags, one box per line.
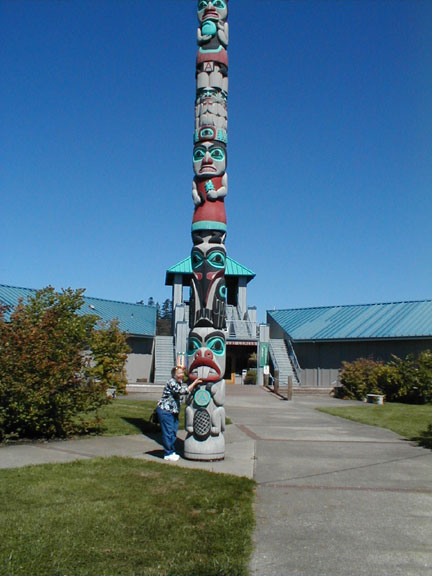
<box><xmin>166</xmin><ymin>255</ymin><xmax>255</xmax><ymax>313</ymax></box>
<box><xmin>165</xmin><ymin>255</ymin><xmax>257</xmax><ymax>386</ymax></box>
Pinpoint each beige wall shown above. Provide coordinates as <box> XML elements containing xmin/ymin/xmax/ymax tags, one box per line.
<box><xmin>300</xmin><ymin>368</ymin><xmax>340</xmax><ymax>388</ymax></box>
<box><xmin>125</xmin><ymin>337</ymin><xmax>154</xmax><ymax>383</ymax></box>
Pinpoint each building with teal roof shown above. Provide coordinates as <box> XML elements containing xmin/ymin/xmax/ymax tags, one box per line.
<box><xmin>3</xmin><ymin>281</ymin><xmax>431</xmax><ymax>389</ymax></box>
<box><xmin>0</xmin><ymin>284</ymin><xmax>156</xmax><ymax>384</ymax></box>
<box><xmin>267</xmin><ymin>300</ymin><xmax>432</xmax><ymax>388</ymax></box>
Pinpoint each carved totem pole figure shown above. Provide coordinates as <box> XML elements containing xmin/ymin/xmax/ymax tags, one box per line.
<box><xmin>184</xmin><ymin>0</ymin><xmax>229</xmax><ymax>461</ymax></box>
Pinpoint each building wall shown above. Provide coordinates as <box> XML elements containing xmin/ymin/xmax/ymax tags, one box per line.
<box><xmin>268</xmin><ymin>316</ymin><xmax>285</xmax><ymax>339</ymax></box>
<box><xmin>125</xmin><ymin>337</ymin><xmax>154</xmax><ymax>383</ymax></box>
<box><xmin>300</xmin><ymin>368</ymin><xmax>340</xmax><ymax>387</ymax></box>
<box><xmin>294</xmin><ymin>338</ymin><xmax>432</xmax><ymax>369</ymax></box>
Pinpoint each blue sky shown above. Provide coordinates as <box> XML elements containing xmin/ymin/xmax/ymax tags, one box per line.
<box><xmin>1</xmin><ymin>0</ymin><xmax>431</xmax><ymax>323</ymax></box>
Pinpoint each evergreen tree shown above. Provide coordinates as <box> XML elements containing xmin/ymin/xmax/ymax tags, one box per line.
<box><xmin>156</xmin><ymin>298</ymin><xmax>172</xmax><ymax>336</ymax></box>
<box><xmin>161</xmin><ymin>298</ymin><xmax>173</xmax><ymax>322</ymax></box>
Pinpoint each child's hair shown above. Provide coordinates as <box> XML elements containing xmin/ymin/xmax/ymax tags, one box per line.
<box><xmin>171</xmin><ymin>366</ymin><xmax>184</xmax><ymax>377</ymax></box>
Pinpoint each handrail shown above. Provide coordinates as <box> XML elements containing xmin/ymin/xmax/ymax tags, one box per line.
<box><xmin>286</xmin><ymin>337</ymin><xmax>301</xmax><ymax>383</ymax></box>
<box><xmin>227</xmin><ymin>319</ymin><xmax>256</xmax><ymax>340</ymax></box>
<box><xmin>269</xmin><ymin>341</ymin><xmax>279</xmax><ymax>373</ymax></box>
<box><xmin>226</xmin><ymin>305</ymin><xmax>256</xmax><ymax>340</ymax></box>
<box><xmin>269</xmin><ymin>338</ymin><xmax>301</xmax><ymax>386</ymax></box>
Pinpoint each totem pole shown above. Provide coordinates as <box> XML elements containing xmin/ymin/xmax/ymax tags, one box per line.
<box><xmin>184</xmin><ymin>0</ymin><xmax>229</xmax><ymax>461</ymax></box>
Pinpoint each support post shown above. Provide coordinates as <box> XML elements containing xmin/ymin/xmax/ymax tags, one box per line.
<box><xmin>287</xmin><ymin>375</ymin><xmax>293</xmax><ymax>401</ymax></box>
<box><xmin>274</xmin><ymin>370</ymin><xmax>280</xmax><ymax>395</ymax></box>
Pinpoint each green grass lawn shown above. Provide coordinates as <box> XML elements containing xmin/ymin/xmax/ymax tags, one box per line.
<box><xmin>0</xmin><ymin>456</ymin><xmax>256</xmax><ymax>576</ymax></box>
<box><xmin>96</xmin><ymin>397</ymin><xmax>231</xmax><ymax>437</ymax></box>
<box><xmin>317</xmin><ymin>403</ymin><xmax>432</xmax><ymax>447</ymax></box>
<box><xmin>97</xmin><ymin>398</ymin><xmax>174</xmax><ymax>436</ymax></box>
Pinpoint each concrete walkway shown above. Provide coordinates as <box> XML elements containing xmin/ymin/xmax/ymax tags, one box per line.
<box><xmin>0</xmin><ymin>386</ymin><xmax>255</xmax><ymax>479</ymax></box>
<box><xmin>227</xmin><ymin>386</ymin><xmax>432</xmax><ymax>576</ymax></box>
<box><xmin>1</xmin><ymin>385</ymin><xmax>432</xmax><ymax>576</ymax></box>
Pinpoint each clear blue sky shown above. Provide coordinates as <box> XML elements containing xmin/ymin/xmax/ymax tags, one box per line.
<box><xmin>1</xmin><ymin>0</ymin><xmax>431</xmax><ymax>323</ymax></box>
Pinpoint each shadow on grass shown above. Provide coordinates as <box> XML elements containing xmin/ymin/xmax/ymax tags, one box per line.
<box><xmin>412</xmin><ymin>424</ymin><xmax>432</xmax><ymax>449</ymax></box>
<box><xmin>121</xmin><ymin>417</ymin><xmax>161</xmax><ymax>437</ymax></box>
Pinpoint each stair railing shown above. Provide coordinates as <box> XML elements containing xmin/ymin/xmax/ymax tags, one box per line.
<box><xmin>269</xmin><ymin>341</ymin><xmax>280</xmax><ymax>373</ymax></box>
<box><xmin>286</xmin><ymin>338</ymin><xmax>301</xmax><ymax>385</ymax></box>
<box><xmin>225</xmin><ymin>305</ymin><xmax>256</xmax><ymax>340</ymax></box>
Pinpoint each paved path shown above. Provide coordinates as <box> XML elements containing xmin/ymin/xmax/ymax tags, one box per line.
<box><xmin>1</xmin><ymin>385</ymin><xmax>432</xmax><ymax>576</ymax></box>
<box><xmin>0</xmin><ymin>386</ymin><xmax>255</xmax><ymax>478</ymax></box>
<box><xmin>226</xmin><ymin>386</ymin><xmax>432</xmax><ymax>576</ymax></box>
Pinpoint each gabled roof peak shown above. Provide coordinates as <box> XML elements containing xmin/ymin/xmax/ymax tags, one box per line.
<box><xmin>166</xmin><ymin>255</ymin><xmax>255</xmax><ymax>285</ymax></box>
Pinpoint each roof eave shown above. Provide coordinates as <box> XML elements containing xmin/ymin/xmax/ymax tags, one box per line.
<box><xmin>290</xmin><ymin>335</ymin><xmax>432</xmax><ymax>343</ymax></box>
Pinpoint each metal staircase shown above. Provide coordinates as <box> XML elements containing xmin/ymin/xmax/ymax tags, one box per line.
<box><xmin>154</xmin><ymin>336</ymin><xmax>175</xmax><ymax>384</ymax></box>
<box><xmin>269</xmin><ymin>338</ymin><xmax>300</xmax><ymax>387</ymax></box>
<box><xmin>226</xmin><ymin>305</ymin><xmax>256</xmax><ymax>340</ymax></box>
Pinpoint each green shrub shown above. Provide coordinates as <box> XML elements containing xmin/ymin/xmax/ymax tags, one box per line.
<box><xmin>337</xmin><ymin>351</ymin><xmax>432</xmax><ymax>404</ymax></box>
<box><xmin>244</xmin><ymin>369</ymin><xmax>257</xmax><ymax>385</ymax></box>
<box><xmin>247</xmin><ymin>352</ymin><xmax>257</xmax><ymax>369</ymax></box>
<box><xmin>389</xmin><ymin>351</ymin><xmax>432</xmax><ymax>404</ymax></box>
<box><xmin>374</xmin><ymin>363</ymin><xmax>400</xmax><ymax>402</ymax></box>
<box><xmin>337</xmin><ymin>358</ymin><xmax>383</xmax><ymax>400</ymax></box>
<box><xmin>417</xmin><ymin>350</ymin><xmax>432</xmax><ymax>404</ymax></box>
<box><xmin>0</xmin><ymin>287</ymin><xmax>129</xmax><ymax>441</ymax></box>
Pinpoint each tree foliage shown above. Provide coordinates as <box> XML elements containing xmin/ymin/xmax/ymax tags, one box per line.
<box><xmin>387</xmin><ymin>351</ymin><xmax>432</xmax><ymax>404</ymax></box>
<box><xmin>90</xmin><ymin>319</ymin><xmax>130</xmax><ymax>396</ymax></box>
<box><xmin>146</xmin><ymin>296</ymin><xmax>173</xmax><ymax>336</ymax></box>
<box><xmin>0</xmin><ymin>287</ymin><xmax>129</xmax><ymax>441</ymax></box>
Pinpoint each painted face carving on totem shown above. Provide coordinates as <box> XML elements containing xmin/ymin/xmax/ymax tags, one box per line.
<box><xmin>189</xmin><ymin>238</ymin><xmax>227</xmax><ymax>328</ymax></box>
<box><xmin>187</xmin><ymin>327</ymin><xmax>226</xmax><ymax>382</ymax></box>
<box><xmin>193</xmin><ymin>141</ymin><xmax>226</xmax><ymax>177</ymax></box>
<box><xmin>195</xmin><ymin>96</ymin><xmax>228</xmax><ymax>131</ymax></box>
<box><xmin>198</xmin><ymin>0</ymin><xmax>228</xmax><ymax>26</ymax></box>
<box><xmin>197</xmin><ymin>0</ymin><xmax>229</xmax><ymax>52</ymax></box>
<box><xmin>196</xmin><ymin>87</ymin><xmax>227</xmax><ymax>105</ymax></box>
<box><xmin>194</xmin><ymin>125</ymin><xmax>228</xmax><ymax>145</ymax></box>
<box><xmin>190</xmin><ymin>274</ymin><xmax>227</xmax><ymax>329</ymax></box>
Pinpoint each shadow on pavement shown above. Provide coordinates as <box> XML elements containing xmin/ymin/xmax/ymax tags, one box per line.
<box><xmin>145</xmin><ymin>438</ymin><xmax>185</xmax><ymax>460</ymax></box>
<box><xmin>413</xmin><ymin>423</ymin><xmax>432</xmax><ymax>449</ymax></box>
<box><xmin>145</xmin><ymin>448</ymin><xmax>165</xmax><ymax>459</ymax></box>
<box><xmin>122</xmin><ymin>417</ymin><xmax>187</xmax><ymax>457</ymax></box>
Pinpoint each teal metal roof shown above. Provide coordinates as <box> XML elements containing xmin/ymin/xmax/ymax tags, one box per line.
<box><xmin>0</xmin><ymin>284</ymin><xmax>156</xmax><ymax>337</ymax></box>
<box><xmin>268</xmin><ymin>300</ymin><xmax>432</xmax><ymax>341</ymax></box>
<box><xmin>166</xmin><ymin>255</ymin><xmax>255</xmax><ymax>285</ymax></box>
